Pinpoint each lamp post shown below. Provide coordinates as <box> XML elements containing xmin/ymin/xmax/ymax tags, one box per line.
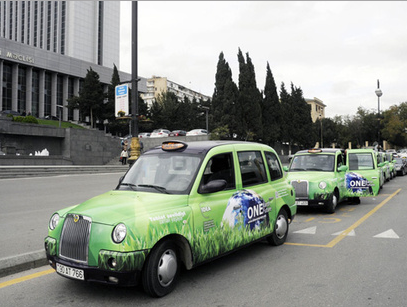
<box><xmin>128</xmin><ymin>1</ymin><xmax>141</xmax><ymax>165</ymax></box>
<box><xmin>200</xmin><ymin>105</ymin><xmax>209</xmax><ymax>132</ymax></box>
<box><xmin>319</xmin><ymin>114</ymin><xmax>323</xmax><ymax>148</ymax></box>
<box><xmin>375</xmin><ymin>80</ymin><xmax>383</xmax><ymax>148</ymax></box>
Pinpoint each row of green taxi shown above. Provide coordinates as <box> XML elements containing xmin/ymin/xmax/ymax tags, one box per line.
<box><xmin>43</xmin><ymin>141</ymin><xmax>397</xmax><ymax>297</ymax></box>
<box><xmin>284</xmin><ymin>148</ymin><xmax>397</xmax><ymax>213</ymax></box>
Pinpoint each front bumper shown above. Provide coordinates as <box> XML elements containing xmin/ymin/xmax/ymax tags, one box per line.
<box><xmin>45</xmin><ymin>236</ymin><xmax>148</xmax><ymax>286</ymax></box>
<box><xmin>46</xmin><ymin>254</ymin><xmax>141</xmax><ymax>286</ymax></box>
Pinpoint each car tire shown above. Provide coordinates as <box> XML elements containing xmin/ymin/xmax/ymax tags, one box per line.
<box><xmin>142</xmin><ymin>241</ymin><xmax>179</xmax><ymax>297</ymax></box>
<box><xmin>325</xmin><ymin>191</ymin><xmax>338</xmax><ymax>214</ymax></box>
<box><xmin>267</xmin><ymin>209</ymin><xmax>289</xmax><ymax>246</ymax></box>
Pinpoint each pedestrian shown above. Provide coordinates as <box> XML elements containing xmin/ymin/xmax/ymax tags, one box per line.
<box><xmin>120</xmin><ymin>149</ymin><xmax>128</xmax><ymax>165</ymax></box>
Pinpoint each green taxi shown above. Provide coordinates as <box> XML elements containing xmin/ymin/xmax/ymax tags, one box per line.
<box><xmin>284</xmin><ymin>148</ymin><xmax>348</xmax><ymax>214</ymax></box>
<box><xmin>377</xmin><ymin>151</ymin><xmax>390</xmax><ymax>182</ymax></box>
<box><xmin>345</xmin><ymin>149</ymin><xmax>382</xmax><ymax>197</ymax></box>
<box><xmin>45</xmin><ymin>141</ymin><xmax>296</xmax><ymax>297</ymax></box>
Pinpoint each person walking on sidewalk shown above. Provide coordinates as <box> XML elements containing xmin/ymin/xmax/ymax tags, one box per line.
<box><xmin>120</xmin><ymin>149</ymin><xmax>129</xmax><ymax>165</ymax></box>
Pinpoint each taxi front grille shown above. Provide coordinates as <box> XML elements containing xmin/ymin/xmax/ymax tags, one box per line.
<box><xmin>59</xmin><ymin>214</ymin><xmax>91</xmax><ymax>263</ymax></box>
<box><xmin>291</xmin><ymin>180</ymin><xmax>309</xmax><ymax>198</ymax></box>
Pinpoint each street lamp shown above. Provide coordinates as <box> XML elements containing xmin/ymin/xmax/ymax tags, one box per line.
<box><xmin>200</xmin><ymin>105</ymin><xmax>209</xmax><ymax>132</ymax></box>
<box><xmin>375</xmin><ymin>80</ymin><xmax>383</xmax><ymax>148</ymax></box>
<box><xmin>319</xmin><ymin>114</ymin><xmax>323</xmax><ymax>148</ymax></box>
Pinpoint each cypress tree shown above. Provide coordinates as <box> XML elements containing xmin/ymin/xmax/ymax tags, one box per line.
<box><xmin>237</xmin><ymin>48</ymin><xmax>263</xmax><ymax>141</ymax></box>
<box><xmin>262</xmin><ymin>62</ymin><xmax>281</xmax><ymax>145</ymax></box>
<box><xmin>211</xmin><ymin>52</ymin><xmax>239</xmax><ymax>137</ymax></box>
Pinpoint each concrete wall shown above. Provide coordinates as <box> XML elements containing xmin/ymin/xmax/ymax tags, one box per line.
<box><xmin>0</xmin><ymin>117</ymin><xmax>122</xmax><ymax>165</ymax></box>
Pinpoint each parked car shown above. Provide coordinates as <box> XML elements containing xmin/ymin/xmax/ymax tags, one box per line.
<box><xmin>395</xmin><ymin>157</ymin><xmax>407</xmax><ymax>176</ymax></box>
<box><xmin>284</xmin><ymin>148</ymin><xmax>349</xmax><ymax>213</ymax></box>
<box><xmin>345</xmin><ymin>149</ymin><xmax>383</xmax><ymax>196</ymax></box>
<box><xmin>150</xmin><ymin>129</ymin><xmax>170</xmax><ymax>138</ymax></box>
<box><xmin>0</xmin><ymin>110</ymin><xmax>21</xmax><ymax>116</ymax></box>
<box><xmin>45</xmin><ymin>140</ymin><xmax>296</xmax><ymax>297</ymax></box>
<box><xmin>186</xmin><ymin>129</ymin><xmax>208</xmax><ymax>136</ymax></box>
<box><xmin>168</xmin><ymin>130</ymin><xmax>186</xmax><ymax>137</ymax></box>
<box><xmin>138</xmin><ymin>132</ymin><xmax>151</xmax><ymax>138</ymax></box>
<box><xmin>377</xmin><ymin>152</ymin><xmax>390</xmax><ymax>182</ymax></box>
<box><xmin>385</xmin><ymin>152</ymin><xmax>397</xmax><ymax>179</ymax></box>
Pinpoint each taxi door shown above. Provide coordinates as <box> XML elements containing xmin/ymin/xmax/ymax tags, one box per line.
<box><xmin>345</xmin><ymin>150</ymin><xmax>380</xmax><ymax>197</ymax></box>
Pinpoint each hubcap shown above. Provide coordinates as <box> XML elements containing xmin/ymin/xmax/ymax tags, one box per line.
<box><xmin>332</xmin><ymin>194</ymin><xmax>338</xmax><ymax>208</ymax></box>
<box><xmin>275</xmin><ymin>214</ymin><xmax>288</xmax><ymax>239</ymax></box>
<box><xmin>157</xmin><ymin>249</ymin><xmax>177</xmax><ymax>287</ymax></box>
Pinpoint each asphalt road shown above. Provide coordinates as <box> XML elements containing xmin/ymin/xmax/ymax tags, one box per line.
<box><xmin>1</xmin><ymin>172</ymin><xmax>406</xmax><ymax>306</ymax></box>
<box><xmin>0</xmin><ymin>172</ymin><xmax>125</xmax><ymax>259</ymax></box>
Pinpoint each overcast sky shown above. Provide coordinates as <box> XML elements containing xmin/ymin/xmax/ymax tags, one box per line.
<box><xmin>119</xmin><ymin>1</ymin><xmax>407</xmax><ymax>118</ymax></box>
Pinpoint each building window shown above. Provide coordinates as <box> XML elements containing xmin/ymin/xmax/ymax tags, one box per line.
<box><xmin>60</xmin><ymin>1</ymin><xmax>65</xmax><ymax>54</ymax></box>
<box><xmin>9</xmin><ymin>1</ymin><xmax>12</xmax><ymax>40</ymax></box>
<box><xmin>53</xmin><ymin>1</ymin><xmax>58</xmax><ymax>52</ymax></box>
<box><xmin>27</xmin><ymin>1</ymin><xmax>31</xmax><ymax>44</ymax></box>
<box><xmin>34</xmin><ymin>1</ymin><xmax>38</xmax><ymax>47</ymax></box>
<box><xmin>2</xmin><ymin>63</ymin><xmax>12</xmax><ymax>111</ymax></box>
<box><xmin>32</xmin><ymin>70</ymin><xmax>40</xmax><ymax>117</ymax></box>
<box><xmin>44</xmin><ymin>72</ymin><xmax>52</xmax><ymax>116</ymax></box>
<box><xmin>21</xmin><ymin>2</ymin><xmax>25</xmax><ymax>43</ymax></box>
<box><xmin>14</xmin><ymin>0</ymin><xmax>17</xmax><ymax>41</ymax></box>
<box><xmin>67</xmin><ymin>77</ymin><xmax>74</xmax><ymax>120</ymax></box>
<box><xmin>18</xmin><ymin>66</ymin><xmax>27</xmax><ymax>114</ymax></box>
<box><xmin>97</xmin><ymin>2</ymin><xmax>104</xmax><ymax>65</ymax></box>
<box><xmin>57</xmin><ymin>75</ymin><xmax>63</xmax><ymax>114</ymax></box>
<box><xmin>40</xmin><ymin>1</ymin><xmax>43</xmax><ymax>48</ymax></box>
<box><xmin>46</xmin><ymin>2</ymin><xmax>51</xmax><ymax>50</ymax></box>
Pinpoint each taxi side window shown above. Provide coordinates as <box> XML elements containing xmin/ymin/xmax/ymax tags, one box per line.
<box><xmin>336</xmin><ymin>154</ymin><xmax>343</xmax><ymax>170</ymax></box>
<box><xmin>201</xmin><ymin>153</ymin><xmax>235</xmax><ymax>190</ymax></box>
<box><xmin>238</xmin><ymin>151</ymin><xmax>267</xmax><ymax>187</ymax></box>
<box><xmin>265</xmin><ymin>151</ymin><xmax>283</xmax><ymax>181</ymax></box>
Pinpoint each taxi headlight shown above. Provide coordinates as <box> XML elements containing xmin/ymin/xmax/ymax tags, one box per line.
<box><xmin>49</xmin><ymin>213</ymin><xmax>60</xmax><ymax>230</ymax></box>
<box><xmin>112</xmin><ymin>223</ymin><xmax>127</xmax><ymax>243</ymax></box>
<box><xmin>319</xmin><ymin>181</ymin><xmax>327</xmax><ymax>189</ymax></box>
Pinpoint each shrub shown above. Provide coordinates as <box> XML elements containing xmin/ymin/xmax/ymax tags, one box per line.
<box><xmin>12</xmin><ymin>115</ymin><xmax>39</xmax><ymax>124</ymax></box>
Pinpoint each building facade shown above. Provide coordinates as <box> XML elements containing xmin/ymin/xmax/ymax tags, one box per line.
<box><xmin>141</xmin><ymin>76</ymin><xmax>210</xmax><ymax>108</ymax></box>
<box><xmin>305</xmin><ymin>97</ymin><xmax>326</xmax><ymax>122</ymax></box>
<box><xmin>0</xmin><ymin>1</ymin><xmax>142</xmax><ymax>122</ymax></box>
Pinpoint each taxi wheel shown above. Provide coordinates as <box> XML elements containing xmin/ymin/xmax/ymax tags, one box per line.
<box><xmin>325</xmin><ymin>191</ymin><xmax>338</xmax><ymax>214</ymax></box>
<box><xmin>267</xmin><ymin>209</ymin><xmax>288</xmax><ymax>246</ymax></box>
<box><xmin>142</xmin><ymin>241</ymin><xmax>179</xmax><ymax>297</ymax></box>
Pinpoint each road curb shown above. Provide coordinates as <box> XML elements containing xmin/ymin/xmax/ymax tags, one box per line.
<box><xmin>0</xmin><ymin>250</ymin><xmax>48</xmax><ymax>278</ymax></box>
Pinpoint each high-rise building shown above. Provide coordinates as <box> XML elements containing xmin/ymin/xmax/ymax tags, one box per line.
<box><xmin>0</xmin><ymin>1</ymin><xmax>140</xmax><ymax>121</ymax></box>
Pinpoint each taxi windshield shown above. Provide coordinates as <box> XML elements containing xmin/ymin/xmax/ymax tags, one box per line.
<box><xmin>290</xmin><ymin>154</ymin><xmax>335</xmax><ymax>172</ymax></box>
<box><xmin>118</xmin><ymin>153</ymin><xmax>202</xmax><ymax>194</ymax></box>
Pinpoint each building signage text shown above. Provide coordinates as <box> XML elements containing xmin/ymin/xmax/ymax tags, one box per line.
<box><xmin>0</xmin><ymin>49</ymin><xmax>35</xmax><ymax>64</ymax></box>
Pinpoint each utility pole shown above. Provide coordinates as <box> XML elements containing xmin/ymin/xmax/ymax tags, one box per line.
<box><xmin>128</xmin><ymin>1</ymin><xmax>141</xmax><ymax>165</ymax></box>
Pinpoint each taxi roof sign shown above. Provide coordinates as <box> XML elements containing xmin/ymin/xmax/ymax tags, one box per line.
<box><xmin>308</xmin><ymin>149</ymin><xmax>322</xmax><ymax>153</ymax></box>
<box><xmin>161</xmin><ymin>141</ymin><xmax>187</xmax><ymax>151</ymax></box>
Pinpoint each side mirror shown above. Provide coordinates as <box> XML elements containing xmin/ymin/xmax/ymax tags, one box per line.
<box><xmin>378</xmin><ymin>162</ymin><xmax>385</xmax><ymax>167</ymax></box>
<box><xmin>283</xmin><ymin>166</ymin><xmax>289</xmax><ymax>172</ymax></box>
<box><xmin>338</xmin><ymin>165</ymin><xmax>348</xmax><ymax>172</ymax></box>
<box><xmin>199</xmin><ymin>179</ymin><xmax>227</xmax><ymax>194</ymax></box>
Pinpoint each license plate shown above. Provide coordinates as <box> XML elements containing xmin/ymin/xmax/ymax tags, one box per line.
<box><xmin>56</xmin><ymin>263</ymin><xmax>84</xmax><ymax>280</ymax></box>
<box><xmin>295</xmin><ymin>200</ymin><xmax>308</xmax><ymax>206</ymax></box>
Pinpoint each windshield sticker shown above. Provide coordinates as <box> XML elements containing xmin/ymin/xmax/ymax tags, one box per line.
<box><xmin>222</xmin><ymin>190</ymin><xmax>270</xmax><ymax>231</ymax></box>
<box><xmin>345</xmin><ymin>172</ymin><xmax>374</xmax><ymax>196</ymax></box>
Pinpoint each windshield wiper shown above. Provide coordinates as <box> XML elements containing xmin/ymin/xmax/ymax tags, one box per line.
<box><xmin>119</xmin><ymin>183</ymin><xmax>138</xmax><ymax>191</ymax></box>
<box><xmin>138</xmin><ymin>184</ymin><xmax>170</xmax><ymax>194</ymax></box>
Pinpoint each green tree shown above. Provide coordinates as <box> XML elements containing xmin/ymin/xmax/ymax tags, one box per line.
<box><xmin>237</xmin><ymin>48</ymin><xmax>263</xmax><ymax>141</ymax></box>
<box><xmin>211</xmin><ymin>52</ymin><xmax>239</xmax><ymax>138</ymax></box>
<box><xmin>290</xmin><ymin>83</ymin><xmax>315</xmax><ymax>148</ymax></box>
<box><xmin>67</xmin><ymin>67</ymin><xmax>104</xmax><ymax>128</ymax></box>
<box><xmin>262</xmin><ymin>62</ymin><xmax>281</xmax><ymax>145</ymax></box>
<box><xmin>382</xmin><ymin>103</ymin><xmax>407</xmax><ymax>148</ymax></box>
